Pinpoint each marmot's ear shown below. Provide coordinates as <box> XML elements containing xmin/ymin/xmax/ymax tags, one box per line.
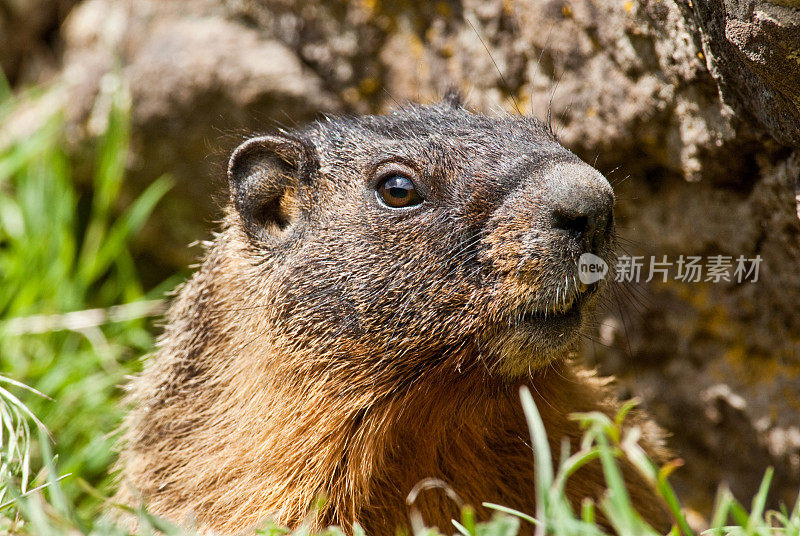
<box><xmin>227</xmin><ymin>135</ymin><xmax>318</xmax><ymax>241</ymax></box>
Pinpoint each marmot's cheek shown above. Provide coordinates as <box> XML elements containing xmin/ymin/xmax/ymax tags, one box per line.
<box><xmin>473</xmin><ymin>238</ymin><xmax>602</xmax><ymax>375</ymax></box>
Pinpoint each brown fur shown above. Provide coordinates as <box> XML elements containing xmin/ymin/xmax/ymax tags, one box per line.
<box><xmin>117</xmin><ymin>101</ymin><xmax>672</xmax><ymax>534</ymax></box>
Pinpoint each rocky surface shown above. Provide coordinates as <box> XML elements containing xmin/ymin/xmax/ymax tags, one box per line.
<box><xmin>0</xmin><ymin>0</ymin><xmax>78</xmax><ymax>85</ymax></box>
<box><xmin>3</xmin><ymin>0</ymin><xmax>799</xmax><ymax>519</ymax></box>
<box><xmin>680</xmin><ymin>0</ymin><xmax>800</xmax><ymax>147</ymax></box>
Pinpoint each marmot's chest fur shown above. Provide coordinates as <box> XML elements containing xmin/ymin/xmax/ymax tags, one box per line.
<box><xmin>117</xmin><ymin>96</ymin><xmax>671</xmax><ymax>535</ymax></box>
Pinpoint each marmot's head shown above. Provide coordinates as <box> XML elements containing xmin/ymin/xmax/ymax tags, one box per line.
<box><xmin>224</xmin><ymin>99</ymin><xmax>614</xmax><ymax>380</ymax></box>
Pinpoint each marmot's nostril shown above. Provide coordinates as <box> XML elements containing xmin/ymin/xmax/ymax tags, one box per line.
<box><xmin>551</xmin><ymin>197</ymin><xmax>612</xmax><ymax>252</ymax></box>
<box><xmin>552</xmin><ymin>210</ymin><xmax>592</xmax><ymax>240</ymax></box>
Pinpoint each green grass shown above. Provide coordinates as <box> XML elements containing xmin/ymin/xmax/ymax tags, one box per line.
<box><xmin>0</xmin><ymin>73</ymin><xmax>174</xmax><ymax>521</ymax></box>
<box><xmin>0</xmin><ymin>72</ymin><xmax>798</xmax><ymax>535</ymax></box>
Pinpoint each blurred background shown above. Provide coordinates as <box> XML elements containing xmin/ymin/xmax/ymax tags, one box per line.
<box><xmin>0</xmin><ymin>0</ymin><xmax>798</xmax><ymax>530</ymax></box>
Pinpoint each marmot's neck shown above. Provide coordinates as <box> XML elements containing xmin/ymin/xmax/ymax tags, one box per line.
<box><xmin>326</xmin><ymin>370</ymin><xmax>538</xmax><ymax>535</ymax></box>
<box><xmin>126</xmin><ymin>318</ymin><xmax>669</xmax><ymax>536</ymax></box>
<box><xmin>224</xmin><ymin>365</ymin><xmax>536</xmax><ymax>534</ymax></box>
<box><xmin>132</xmin><ymin>339</ymin><xmax>549</xmax><ymax>533</ymax></box>
<box><xmin>185</xmin><ymin>358</ymin><xmax>596</xmax><ymax>535</ymax></box>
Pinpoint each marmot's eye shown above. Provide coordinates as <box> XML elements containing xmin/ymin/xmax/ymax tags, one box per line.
<box><xmin>377</xmin><ymin>175</ymin><xmax>423</xmax><ymax>209</ymax></box>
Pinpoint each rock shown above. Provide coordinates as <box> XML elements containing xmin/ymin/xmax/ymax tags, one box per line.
<box><xmin>0</xmin><ymin>0</ymin><xmax>78</xmax><ymax>85</ymax></box>
<box><xmin>680</xmin><ymin>0</ymin><xmax>800</xmax><ymax>148</ymax></box>
<box><xmin>58</xmin><ymin>0</ymin><xmax>343</xmax><ymax>272</ymax></box>
<box><xmin>587</xmin><ymin>146</ymin><xmax>800</xmax><ymax>508</ymax></box>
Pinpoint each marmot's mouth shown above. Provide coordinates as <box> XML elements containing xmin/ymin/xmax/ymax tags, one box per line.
<box><xmin>518</xmin><ymin>282</ymin><xmax>599</xmax><ymax>325</ymax></box>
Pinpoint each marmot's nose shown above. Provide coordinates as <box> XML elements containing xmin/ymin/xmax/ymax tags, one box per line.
<box><xmin>548</xmin><ymin>165</ymin><xmax>614</xmax><ymax>253</ymax></box>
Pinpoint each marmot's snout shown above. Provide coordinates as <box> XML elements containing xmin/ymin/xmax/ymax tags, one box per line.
<box><xmin>482</xmin><ymin>159</ymin><xmax>616</xmax><ymax>283</ymax></box>
<box><xmin>546</xmin><ymin>162</ymin><xmax>614</xmax><ymax>256</ymax></box>
<box><xmin>479</xmin><ymin>159</ymin><xmax>616</xmax><ymax>372</ymax></box>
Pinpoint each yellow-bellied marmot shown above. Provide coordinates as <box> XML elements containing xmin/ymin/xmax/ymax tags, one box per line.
<box><xmin>117</xmin><ymin>95</ymin><xmax>672</xmax><ymax>535</ymax></box>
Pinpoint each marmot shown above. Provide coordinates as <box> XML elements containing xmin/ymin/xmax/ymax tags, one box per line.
<box><xmin>117</xmin><ymin>95</ymin><xmax>672</xmax><ymax>535</ymax></box>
